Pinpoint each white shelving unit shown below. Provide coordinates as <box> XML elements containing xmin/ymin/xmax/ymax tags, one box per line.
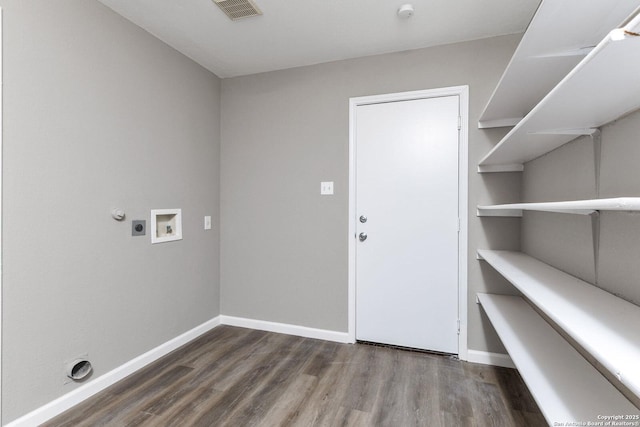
<box><xmin>477</xmin><ymin>197</ymin><xmax>640</xmax><ymax>217</ymax></box>
<box><xmin>476</xmin><ymin>1</ymin><xmax>640</xmax><ymax>419</ymax></box>
<box><xmin>477</xmin><ymin>293</ymin><xmax>638</xmax><ymax>423</ymax></box>
<box><xmin>478</xmin><ymin>11</ymin><xmax>640</xmax><ymax>172</ymax></box>
<box><xmin>477</xmin><ymin>249</ymin><xmax>640</xmax><ymax>402</ymax></box>
<box><xmin>478</xmin><ymin>0</ymin><xmax>640</xmax><ymax>129</ymax></box>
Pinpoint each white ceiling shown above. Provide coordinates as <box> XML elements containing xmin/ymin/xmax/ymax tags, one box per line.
<box><xmin>98</xmin><ymin>0</ymin><xmax>541</xmax><ymax>78</ymax></box>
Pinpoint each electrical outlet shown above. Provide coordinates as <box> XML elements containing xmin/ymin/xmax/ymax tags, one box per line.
<box><xmin>204</xmin><ymin>216</ymin><xmax>212</xmax><ymax>230</ymax></box>
<box><xmin>132</xmin><ymin>220</ymin><xmax>146</xmax><ymax>236</ymax></box>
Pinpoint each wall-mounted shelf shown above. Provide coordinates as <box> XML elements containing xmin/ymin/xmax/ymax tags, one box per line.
<box><xmin>477</xmin><ymin>249</ymin><xmax>640</xmax><ymax>403</ymax></box>
<box><xmin>477</xmin><ymin>197</ymin><xmax>640</xmax><ymax>217</ymax></box>
<box><xmin>477</xmin><ymin>293</ymin><xmax>638</xmax><ymax>423</ymax></box>
<box><xmin>478</xmin><ymin>12</ymin><xmax>640</xmax><ymax>172</ymax></box>
<box><xmin>478</xmin><ymin>0</ymin><xmax>640</xmax><ymax>129</ymax></box>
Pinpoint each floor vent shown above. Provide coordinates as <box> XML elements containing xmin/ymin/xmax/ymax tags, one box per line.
<box><xmin>213</xmin><ymin>0</ymin><xmax>262</xmax><ymax>21</ymax></box>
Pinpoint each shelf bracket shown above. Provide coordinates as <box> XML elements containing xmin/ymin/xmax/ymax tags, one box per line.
<box><xmin>477</xmin><ymin>208</ymin><xmax>523</xmax><ymax>217</ymax></box>
<box><xmin>590</xmin><ymin>211</ymin><xmax>600</xmax><ymax>285</ymax></box>
<box><xmin>532</xmin><ymin>46</ymin><xmax>594</xmax><ymax>58</ymax></box>
<box><xmin>477</xmin><ymin>164</ymin><xmax>524</xmax><ymax>173</ymax></box>
<box><xmin>590</xmin><ymin>129</ymin><xmax>602</xmax><ymax>285</ymax></box>
<box><xmin>529</xmin><ymin>128</ymin><xmax>598</xmax><ymax>136</ymax></box>
<box><xmin>478</xmin><ymin>117</ymin><xmax>522</xmax><ymax>129</ymax></box>
<box><xmin>592</xmin><ymin>129</ymin><xmax>602</xmax><ymax>198</ymax></box>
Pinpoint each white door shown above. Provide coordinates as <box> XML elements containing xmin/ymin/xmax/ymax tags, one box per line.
<box><xmin>355</xmin><ymin>95</ymin><xmax>460</xmax><ymax>354</ymax></box>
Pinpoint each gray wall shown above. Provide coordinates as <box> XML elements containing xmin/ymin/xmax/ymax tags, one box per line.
<box><xmin>1</xmin><ymin>1</ymin><xmax>221</xmax><ymax>422</ymax></box>
<box><xmin>220</xmin><ymin>35</ymin><xmax>523</xmax><ymax>351</ymax></box>
<box><xmin>522</xmin><ymin>108</ymin><xmax>640</xmax><ymax>306</ymax></box>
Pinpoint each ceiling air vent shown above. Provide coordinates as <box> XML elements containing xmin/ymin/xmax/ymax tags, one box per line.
<box><xmin>213</xmin><ymin>0</ymin><xmax>263</xmax><ymax>21</ymax></box>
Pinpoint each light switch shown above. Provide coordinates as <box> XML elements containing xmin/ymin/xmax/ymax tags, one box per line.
<box><xmin>204</xmin><ymin>216</ymin><xmax>212</xmax><ymax>230</ymax></box>
<box><xmin>321</xmin><ymin>181</ymin><xmax>334</xmax><ymax>195</ymax></box>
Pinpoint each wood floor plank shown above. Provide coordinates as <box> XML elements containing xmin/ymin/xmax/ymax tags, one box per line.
<box><xmin>45</xmin><ymin>326</ymin><xmax>545</xmax><ymax>427</ymax></box>
<box><xmin>510</xmin><ymin>409</ymin><xmax>548</xmax><ymax>427</ymax></box>
<box><xmin>370</xmin><ymin>348</ymin><xmax>440</xmax><ymax>426</ymax></box>
<box><xmin>331</xmin><ymin>406</ymin><xmax>373</xmax><ymax>427</ymax></box>
<box><xmin>220</xmin><ymin>338</ymin><xmax>321</xmax><ymax>426</ymax></box>
<box><xmin>494</xmin><ymin>366</ymin><xmax>541</xmax><ymax>413</ymax></box>
<box><xmin>255</xmin><ymin>373</ymin><xmax>318</xmax><ymax>427</ymax></box>
<box><xmin>440</xmin><ymin>409</ymin><xmax>478</xmax><ymax>427</ymax></box>
<box><xmin>121</xmin><ymin>411</ymin><xmax>156</xmax><ymax>427</ymax></box>
<box><xmin>134</xmin><ymin>332</ymin><xmax>279</xmax><ymax>426</ymax></box>
<box><xmin>188</xmin><ymin>335</ymin><xmax>309</xmax><ymax>426</ymax></box>
<box><xmin>152</xmin><ymin>386</ymin><xmax>222</xmax><ymax>427</ymax></box>
<box><xmin>136</xmin><ymin>328</ymin><xmax>272</xmax><ymax>419</ymax></box>
<box><xmin>469</xmin><ymin>381</ymin><xmax>514</xmax><ymax>427</ymax></box>
<box><xmin>463</xmin><ymin>360</ymin><xmax>502</xmax><ymax>385</ymax></box>
<box><xmin>176</xmin><ymin>325</ymin><xmax>258</xmax><ymax>368</ymax></box>
<box><xmin>210</xmin><ymin>331</ymin><xmax>292</xmax><ymax>392</ymax></box>
<box><xmin>286</xmin><ymin>344</ymin><xmax>359</xmax><ymax>426</ymax></box>
<box><xmin>303</xmin><ymin>340</ymin><xmax>341</xmax><ymax>378</ymax></box>
<box><xmin>41</xmin><ymin>391</ymin><xmax>123</xmax><ymax>427</ymax></box>
<box><xmin>366</xmin><ymin>346</ymin><xmax>401</xmax><ymax>424</ymax></box>
<box><xmin>43</xmin><ymin>365</ymin><xmax>193</xmax><ymax>427</ymax></box>
<box><xmin>94</xmin><ymin>365</ymin><xmax>195</xmax><ymax>426</ymax></box>
<box><xmin>339</xmin><ymin>344</ymin><xmax>382</xmax><ymax>412</ymax></box>
<box><xmin>438</xmin><ymin>356</ymin><xmax>475</xmax><ymax>417</ymax></box>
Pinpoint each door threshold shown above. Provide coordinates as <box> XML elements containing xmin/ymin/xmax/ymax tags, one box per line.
<box><xmin>356</xmin><ymin>340</ymin><xmax>458</xmax><ymax>359</ymax></box>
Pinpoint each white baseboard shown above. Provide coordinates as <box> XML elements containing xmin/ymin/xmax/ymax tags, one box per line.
<box><xmin>220</xmin><ymin>315</ymin><xmax>352</xmax><ymax>344</ymax></box>
<box><xmin>6</xmin><ymin>316</ymin><xmax>221</xmax><ymax>427</ymax></box>
<box><xmin>466</xmin><ymin>349</ymin><xmax>515</xmax><ymax>369</ymax></box>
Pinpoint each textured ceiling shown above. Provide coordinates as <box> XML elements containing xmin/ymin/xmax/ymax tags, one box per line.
<box><xmin>98</xmin><ymin>0</ymin><xmax>541</xmax><ymax>78</ymax></box>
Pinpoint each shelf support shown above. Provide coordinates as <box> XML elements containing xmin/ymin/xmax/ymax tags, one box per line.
<box><xmin>592</xmin><ymin>129</ymin><xmax>601</xmax><ymax>198</ymax></box>
<box><xmin>478</xmin><ymin>117</ymin><xmax>522</xmax><ymax>129</ymax></box>
<box><xmin>532</xmin><ymin>46</ymin><xmax>594</xmax><ymax>58</ymax></box>
<box><xmin>477</xmin><ymin>208</ymin><xmax>523</xmax><ymax>217</ymax></box>
<box><xmin>590</xmin><ymin>211</ymin><xmax>600</xmax><ymax>285</ymax></box>
<box><xmin>529</xmin><ymin>128</ymin><xmax>598</xmax><ymax>136</ymax></box>
<box><xmin>590</xmin><ymin>129</ymin><xmax>602</xmax><ymax>284</ymax></box>
<box><xmin>477</xmin><ymin>164</ymin><xmax>524</xmax><ymax>173</ymax></box>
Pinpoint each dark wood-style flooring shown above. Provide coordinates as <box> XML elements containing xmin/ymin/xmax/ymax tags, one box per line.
<box><xmin>44</xmin><ymin>326</ymin><xmax>545</xmax><ymax>426</ymax></box>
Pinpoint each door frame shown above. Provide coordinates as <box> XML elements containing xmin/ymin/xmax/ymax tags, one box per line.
<box><xmin>1</xmin><ymin>7</ymin><xmax>4</xmax><ymax>422</ymax></box>
<box><xmin>347</xmin><ymin>86</ymin><xmax>469</xmax><ymax>360</ymax></box>
<box><xmin>0</xmin><ymin>7</ymin><xmax>4</xmax><ymax>425</ymax></box>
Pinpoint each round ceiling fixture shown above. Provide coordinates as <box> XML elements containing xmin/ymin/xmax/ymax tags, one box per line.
<box><xmin>397</xmin><ymin>4</ymin><xmax>414</xmax><ymax>19</ymax></box>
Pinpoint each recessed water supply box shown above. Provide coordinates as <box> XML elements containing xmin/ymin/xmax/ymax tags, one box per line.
<box><xmin>151</xmin><ymin>209</ymin><xmax>183</xmax><ymax>244</ymax></box>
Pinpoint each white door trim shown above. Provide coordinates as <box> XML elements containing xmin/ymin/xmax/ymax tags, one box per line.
<box><xmin>348</xmin><ymin>86</ymin><xmax>469</xmax><ymax>360</ymax></box>
<box><xmin>1</xmin><ymin>7</ymin><xmax>5</xmax><ymax>422</ymax></box>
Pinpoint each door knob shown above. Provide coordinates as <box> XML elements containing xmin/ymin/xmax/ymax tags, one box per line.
<box><xmin>359</xmin><ymin>232</ymin><xmax>368</xmax><ymax>242</ymax></box>
<box><xmin>359</xmin><ymin>215</ymin><xmax>368</xmax><ymax>223</ymax></box>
